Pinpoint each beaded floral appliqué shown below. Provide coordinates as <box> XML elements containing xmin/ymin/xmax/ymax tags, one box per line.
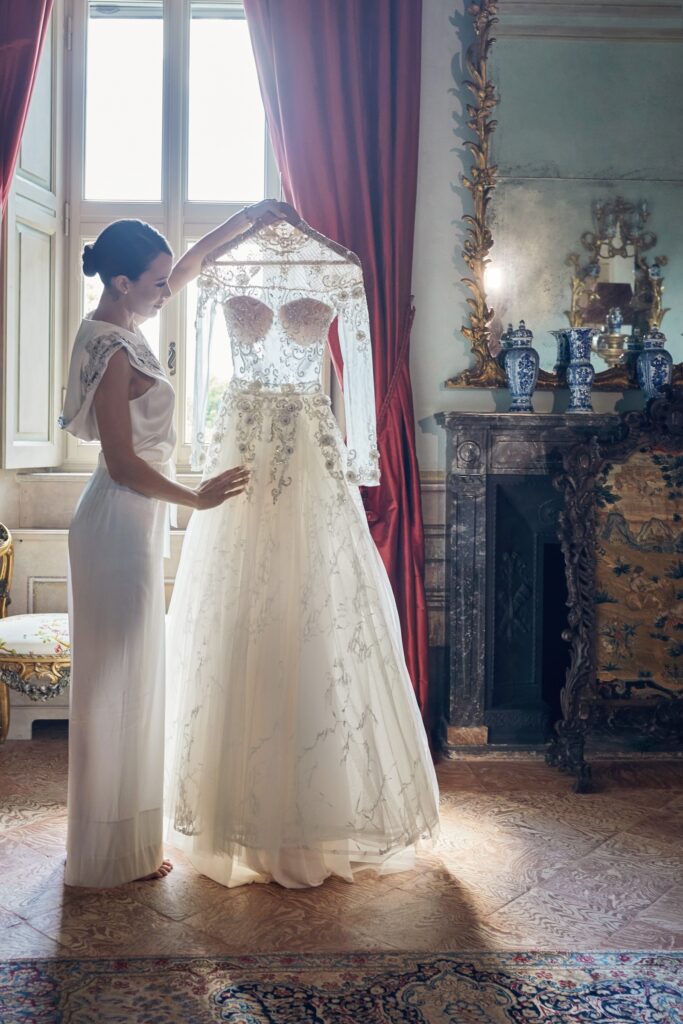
<box><xmin>80</xmin><ymin>332</ymin><xmax>162</xmax><ymax>392</ymax></box>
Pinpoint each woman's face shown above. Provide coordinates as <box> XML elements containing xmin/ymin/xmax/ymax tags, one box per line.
<box><xmin>112</xmin><ymin>250</ymin><xmax>173</xmax><ymax>318</ymax></box>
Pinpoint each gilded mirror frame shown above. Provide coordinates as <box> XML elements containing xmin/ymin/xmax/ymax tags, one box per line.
<box><xmin>447</xmin><ymin>0</ymin><xmax>683</xmax><ymax>390</ymax></box>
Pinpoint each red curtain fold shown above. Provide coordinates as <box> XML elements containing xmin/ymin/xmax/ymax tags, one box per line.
<box><xmin>244</xmin><ymin>0</ymin><xmax>431</xmax><ymax>718</ymax></box>
<box><xmin>0</xmin><ymin>0</ymin><xmax>53</xmax><ymax>214</ymax></box>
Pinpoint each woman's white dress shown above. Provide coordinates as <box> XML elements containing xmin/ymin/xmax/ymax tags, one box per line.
<box><xmin>165</xmin><ymin>219</ymin><xmax>439</xmax><ymax>889</ymax></box>
<box><xmin>60</xmin><ymin>318</ymin><xmax>175</xmax><ymax>887</ymax></box>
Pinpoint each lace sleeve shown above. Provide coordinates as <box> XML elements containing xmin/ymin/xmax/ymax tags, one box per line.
<box><xmin>336</xmin><ymin>274</ymin><xmax>380</xmax><ymax>486</ymax></box>
<box><xmin>191</xmin><ymin>283</ymin><xmax>218</xmax><ymax>471</ymax></box>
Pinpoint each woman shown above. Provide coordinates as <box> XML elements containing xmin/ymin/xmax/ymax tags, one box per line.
<box><xmin>60</xmin><ymin>200</ymin><xmax>282</xmax><ymax>887</ymax></box>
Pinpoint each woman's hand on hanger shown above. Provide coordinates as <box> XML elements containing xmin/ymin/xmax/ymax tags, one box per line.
<box><xmin>168</xmin><ymin>200</ymin><xmax>289</xmax><ymax>297</ymax></box>
<box><xmin>269</xmin><ymin>200</ymin><xmax>301</xmax><ymax>225</ymax></box>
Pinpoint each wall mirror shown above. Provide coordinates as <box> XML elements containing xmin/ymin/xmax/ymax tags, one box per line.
<box><xmin>448</xmin><ymin>0</ymin><xmax>683</xmax><ymax>390</ymax></box>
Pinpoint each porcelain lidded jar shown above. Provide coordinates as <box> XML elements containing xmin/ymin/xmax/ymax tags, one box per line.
<box><xmin>637</xmin><ymin>326</ymin><xmax>673</xmax><ymax>399</ymax></box>
<box><xmin>503</xmin><ymin>319</ymin><xmax>539</xmax><ymax>413</ymax></box>
<box><xmin>566</xmin><ymin>328</ymin><xmax>596</xmax><ymax>412</ymax></box>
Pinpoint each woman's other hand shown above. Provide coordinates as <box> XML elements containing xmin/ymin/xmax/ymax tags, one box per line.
<box><xmin>193</xmin><ymin>465</ymin><xmax>250</xmax><ymax>510</ymax></box>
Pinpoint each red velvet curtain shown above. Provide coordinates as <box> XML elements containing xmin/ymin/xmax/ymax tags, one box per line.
<box><xmin>244</xmin><ymin>0</ymin><xmax>430</xmax><ymax>718</ymax></box>
<box><xmin>0</xmin><ymin>0</ymin><xmax>53</xmax><ymax>214</ymax></box>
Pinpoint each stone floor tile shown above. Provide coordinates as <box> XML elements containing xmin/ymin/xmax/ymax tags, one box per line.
<box><xmin>594</xmin><ymin>832</ymin><xmax>683</xmax><ymax>875</ymax></box>
<box><xmin>484</xmin><ymin>888</ymin><xmax>625</xmax><ymax>949</ymax></box>
<box><xmin>7</xmin><ymin>813</ymin><xmax>67</xmax><ymax>859</ymax></box>
<box><xmin>183</xmin><ymin>884</ymin><xmax>397</xmax><ymax>953</ymax></box>
<box><xmin>0</xmin><ymin>921</ymin><xmax>67</xmax><ymax>959</ymax></box>
<box><xmin>601</xmin><ymin>919</ymin><xmax>683</xmax><ymax>951</ymax></box>
<box><xmin>633</xmin><ymin>886</ymin><xmax>683</xmax><ymax>932</ymax></box>
<box><xmin>28</xmin><ymin>892</ymin><xmax>236</xmax><ymax>957</ymax></box>
<box><xmin>628</xmin><ymin>808</ymin><xmax>683</xmax><ymax>844</ymax></box>
<box><xmin>0</xmin><ymin>795</ymin><xmax>64</xmax><ymax>832</ymax></box>
<box><xmin>124</xmin><ymin>856</ymin><xmax>240</xmax><ymax>922</ymax></box>
<box><xmin>0</xmin><ymin>853</ymin><xmax>69</xmax><ymax>918</ymax></box>
<box><xmin>537</xmin><ymin>854</ymin><xmax>674</xmax><ymax>920</ymax></box>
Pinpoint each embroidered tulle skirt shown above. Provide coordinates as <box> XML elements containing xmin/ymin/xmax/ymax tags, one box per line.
<box><xmin>164</xmin><ymin>382</ymin><xmax>440</xmax><ymax>889</ymax></box>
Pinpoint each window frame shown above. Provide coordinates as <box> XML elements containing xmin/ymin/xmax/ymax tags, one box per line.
<box><xmin>62</xmin><ymin>0</ymin><xmax>280</xmax><ymax>470</ymax></box>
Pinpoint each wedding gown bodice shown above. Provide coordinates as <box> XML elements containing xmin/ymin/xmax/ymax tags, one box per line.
<box><xmin>221</xmin><ymin>294</ymin><xmax>335</xmax><ymax>392</ymax></box>
<box><xmin>193</xmin><ymin>219</ymin><xmax>379</xmax><ymax>485</ymax></box>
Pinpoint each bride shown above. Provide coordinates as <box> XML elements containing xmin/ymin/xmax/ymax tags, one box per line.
<box><xmin>165</xmin><ymin>205</ymin><xmax>440</xmax><ymax>889</ymax></box>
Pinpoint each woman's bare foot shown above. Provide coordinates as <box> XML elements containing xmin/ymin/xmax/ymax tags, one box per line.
<box><xmin>136</xmin><ymin>858</ymin><xmax>173</xmax><ymax>881</ymax></box>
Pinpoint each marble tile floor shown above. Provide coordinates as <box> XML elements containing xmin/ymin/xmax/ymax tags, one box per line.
<box><xmin>1</xmin><ymin>732</ymin><xmax>682</xmax><ymax>959</ymax></box>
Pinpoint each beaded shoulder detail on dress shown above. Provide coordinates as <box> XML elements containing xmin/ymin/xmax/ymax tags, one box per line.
<box><xmin>58</xmin><ymin>331</ymin><xmax>165</xmax><ymax>430</ymax></box>
<box><xmin>80</xmin><ymin>332</ymin><xmax>163</xmax><ymax>392</ymax></box>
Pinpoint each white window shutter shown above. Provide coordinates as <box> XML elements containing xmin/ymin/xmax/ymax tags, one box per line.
<box><xmin>1</xmin><ymin>9</ymin><xmax>65</xmax><ymax>470</ymax></box>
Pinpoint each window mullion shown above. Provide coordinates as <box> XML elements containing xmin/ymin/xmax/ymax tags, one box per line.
<box><xmin>162</xmin><ymin>0</ymin><xmax>186</xmax><ymax>255</ymax></box>
<box><xmin>162</xmin><ymin>0</ymin><xmax>189</xmax><ymax>458</ymax></box>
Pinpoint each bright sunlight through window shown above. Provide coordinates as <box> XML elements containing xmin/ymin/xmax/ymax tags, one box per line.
<box><xmin>189</xmin><ymin>12</ymin><xmax>265</xmax><ymax>201</ymax></box>
<box><xmin>85</xmin><ymin>4</ymin><xmax>163</xmax><ymax>201</ymax></box>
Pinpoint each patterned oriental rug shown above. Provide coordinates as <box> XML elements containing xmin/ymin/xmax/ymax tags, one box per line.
<box><xmin>1</xmin><ymin>951</ymin><xmax>681</xmax><ymax>1023</ymax></box>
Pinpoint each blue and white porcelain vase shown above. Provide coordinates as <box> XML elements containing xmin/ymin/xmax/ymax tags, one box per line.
<box><xmin>566</xmin><ymin>328</ymin><xmax>595</xmax><ymax>412</ymax></box>
<box><xmin>550</xmin><ymin>329</ymin><xmax>571</xmax><ymax>384</ymax></box>
<box><xmin>503</xmin><ymin>320</ymin><xmax>539</xmax><ymax>413</ymax></box>
<box><xmin>636</xmin><ymin>326</ymin><xmax>673</xmax><ymax>399</ymax></box>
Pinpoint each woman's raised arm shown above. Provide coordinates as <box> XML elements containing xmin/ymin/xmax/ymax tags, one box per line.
<box><xmin>168</xmin><ymin>199</ymin><xmax>287</xmax><ymax>297</ymax></box>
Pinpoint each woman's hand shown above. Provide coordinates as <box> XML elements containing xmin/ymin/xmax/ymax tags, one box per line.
<box><xmin>168</xmin><ymin>201</ymin><xmax>289</xmax><ymax>296</ymax></box>
<box><xmin>192</xmin><ymin>465</ymin><xmax>250</xmax><ymax>511</ymax></box>
<box><xmin>245</xmin><ymin>198</ymin><xmax>291</xmax><ymax>226</ymax></box>
<box><xmin>268</xmin><ymin>200</ymin><xmax>301</xmax><ymax>225</ymax></box>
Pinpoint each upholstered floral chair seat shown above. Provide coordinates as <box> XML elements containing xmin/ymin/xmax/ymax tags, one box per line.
<box><xmin>0</xmin><ymin>613</ymin><xmax>71</xmax><ymax>714</ymax></box>
<box><xmin>0</xmin><ymin>524</ymin><xmax>72</xmax><ymax>741</ymax></box>
<box><xmin>0</xmin><ymin>613</ymin><xmax>70</xmax><ymax>659</ymax></box>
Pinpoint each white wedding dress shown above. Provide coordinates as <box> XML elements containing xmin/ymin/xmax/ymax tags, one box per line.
<box><xmin>165</xmin><ymin>219</ymin><xmax>439</xmax><ymax>888</ymax></box>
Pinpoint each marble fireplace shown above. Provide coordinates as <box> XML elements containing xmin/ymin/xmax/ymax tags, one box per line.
<box><xmin>436</xmin><ymin>412</ymin><xmax>621</xmax><ymax>748</ymax></box>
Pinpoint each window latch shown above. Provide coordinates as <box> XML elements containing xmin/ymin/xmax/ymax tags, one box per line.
<box><xmin>167</xmin><ymin>341</ymin><xmax>177</xmax><ymax>376</ymax></box>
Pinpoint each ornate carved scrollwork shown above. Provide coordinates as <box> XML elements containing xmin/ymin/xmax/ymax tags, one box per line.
<box><xmin>0</xmin><ymin>524</ymin><xmax>13</xmax><ymax>620</ymax></box>
<box><xmin>0</xmin><ymin>651</ymin><xmax>71</xmax><ymax>702</ymax></box>
<box><xmin>547</xmin><ymin>389</ymin><xmax>683</xmax><ymax>791</ymax></box>
<box><xmin>547</xmin><ymin>437</ymin><xmax>604</xmax><ymax>790</ymax></box>
<box><xmin>447</xmin><ymin>0</ymin><xmax>506</xmax><ymax>389</ymax></box>
<box><xmin>0</xmin><ymin>661</ymin><xmax>70</xmax><ymax>702</ymax></box>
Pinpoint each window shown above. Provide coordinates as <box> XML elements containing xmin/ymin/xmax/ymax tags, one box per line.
<box><xmin>63</xmin><ymin>0</ymin><xmax>279</xmax><ymax>468</ymax></box>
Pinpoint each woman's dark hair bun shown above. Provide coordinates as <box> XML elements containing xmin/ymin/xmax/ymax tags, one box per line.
<box><xmin>81</xmin><ymin>221</ymin><xmax>172</xmax><ymax>286</ymax></box>
<box><xmin>82</xmin><ymin>243</ymin><xmax>98</xmax><ymax>277</ymax></box>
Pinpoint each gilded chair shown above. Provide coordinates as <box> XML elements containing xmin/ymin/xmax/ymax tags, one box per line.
<box><xmin>547</xmin><ymin>390</ymin><xmax>683</xmax><ymax>790</ymax></box>
<box><xmin>0</xmin><ymin>524</ymin><xmax>70</xmax><ymax>742</ymax></box>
